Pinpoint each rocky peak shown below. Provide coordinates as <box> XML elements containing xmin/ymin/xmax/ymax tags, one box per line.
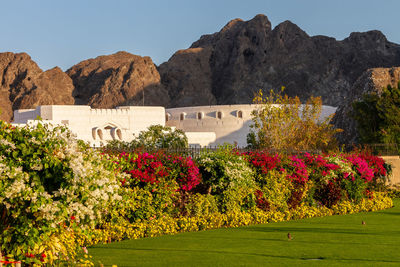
<box><xmin>0</xmin><ymin>52</ymin><xmax>74</xmax><ymax>122</ymax></box>
<box><xmin>66</xmin><ymin>51</ymin><xmax>169</xmax><ymax>108</ymax></box>
<box><xmin>220</xmin><ymin>18</ymin><xmax>244</xmax><ymax>33</ymax></box>
<box><xmin>160</xmin><ymin>14</ymin><xmax>400</xmax><ymax>108</ymax></box>
<box><xmin>346</xmin><ymin>30</ymin><xmax>388</xmax><ymax>45</ymax></box>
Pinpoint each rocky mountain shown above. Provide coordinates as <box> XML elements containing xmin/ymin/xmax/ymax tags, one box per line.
<box><xmin>0</xmin><ymin>52</ymin><xmax>74</xmax><ymax>122</ymax></box>
<box><xmin>2</xmin><ymin>13</ymin><xmax>400</xmax><ymax>131</ymax></box>
<box><xmin>66</xmin><ymin>51</ymin><xmax>169</xmax><ymax>108</ymax></box>
<box><xmin>332</xmin><ymin>67</ymin><xmax>400</xmax><ymax>144</ymax></box>
<box><xmin>160</xmin><ymin>14</ymin><xmax>400</xmax><ymax>107</ymax></box>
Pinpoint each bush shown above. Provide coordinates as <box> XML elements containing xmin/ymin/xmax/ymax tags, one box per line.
<box><xmin>106</xmin><ymin>125</ymin><xmax>188</xmax><ymax>152</ymax></box>
<box><xmin>352</xmin><ymin>81</ymin><xmax>400</xmax><ymax>149</ymax></box>
<box><xmin>196</xmin><ymin>145</ymin><xmax>256</xmax><ymax>212</ymax></box>
<box><xmin>0</xmin><ymin>119</ymin><xmax>393</xmax><ymax>263</ymax></box>
<box><xmin>0</xmin><ymin>121</ymin><xmax>123</xmax><ymax>264</ymax></box>
<box><xmin>247</xmin><ymin>88</ymin><xmax>341</xmax><ymax>152</ymax></box>
<box><xmin>255</xmin><ymin>170</ymin><xmax>292</xmax><ymax>211</ymax></box>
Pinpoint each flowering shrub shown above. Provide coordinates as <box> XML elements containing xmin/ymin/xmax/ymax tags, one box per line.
<box><xmin>0</xmin><ymin>121</ymin><xmax>123</xmax><ymax>264</ymax></box>
<box><xmin>196</xmin><ymin>146</ymin><xmax>256</xmax><ymax>212</ymax></box>
<box><xmin>356</xmin><ymin>151</ymin><xmax>391</xmax><ymax>190</ymax></box>
<box><xmin>197</xmin><ymin>146</ymin><xmax>255</xmax><ymax>194</ymax></box>
<box><xmin>107</xmin><ymin>151</ymin><xmax>202</xmax><ymax>223</ymax></box>
<box><xmin>74</xmin><ymin>193</ymin><xmax>392</xmax><ymax>247</ymax></box>
<box><xmin>245</xmin><ymin>150</ymin><xmax>389</xmax><ymax>208</ymax></box>
<box><xmin>0</xmin><ymin>120</ymin><xmax>394</xmax><ymax>264</ymax></box>
<box><xmin>117</xmin><ymin>151</ymin><xmax>200</xmax><ymax>192</ymax></box>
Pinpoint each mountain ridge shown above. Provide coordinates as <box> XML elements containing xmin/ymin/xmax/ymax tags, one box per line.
<box><xmin>1</xmin><ymin>14</ymin><xmax>400</xmax><ymax>145</ymax></box>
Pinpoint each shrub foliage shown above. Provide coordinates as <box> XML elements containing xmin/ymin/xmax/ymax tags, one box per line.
<box><xmin>247</xmin><ymin>88</ymin><xmax>341</xmax><ymax>152</ymax></box>
<box><xmin>0</xmin><ymin>120</ymin><xmax>393</xmax><ymax>265</ymax></box>
<box><xmin>352</xmin><ymin>81</ymin><xmax>400</xmax><ymax>150</ymax></box>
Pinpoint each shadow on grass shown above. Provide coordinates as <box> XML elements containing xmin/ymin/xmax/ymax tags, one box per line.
<box><xmin>91</xmin><ymin>246</ymin><xmax>400</xmax><ymax>264</ymax></box>
<box><xmin>180</xmin><ymin>235</ymin><xmax>387</xmax><ymax>246</ymax></box>
<box><xmin>376</xmin><ymin>211</ymin><xmax>400</xmax><ymax>216</ymax></box>
<box><xmin>241</xmin><ymin>226</ymin><xmax>380</xmax><ymax>236</ymax></box>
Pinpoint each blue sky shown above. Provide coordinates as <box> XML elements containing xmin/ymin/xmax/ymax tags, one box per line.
<box><xmin>1</xmin><ymin>0</ymin><xmax>399</xmax><ymax>71</ymax></box>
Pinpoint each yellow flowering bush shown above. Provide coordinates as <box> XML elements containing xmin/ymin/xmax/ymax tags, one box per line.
<box><xmin>70</xmin><ymin>194</ymin><xmax>392</xmax><ymax>248</ymax></box>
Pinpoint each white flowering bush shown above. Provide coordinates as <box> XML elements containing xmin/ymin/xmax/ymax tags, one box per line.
<box><xmin>196</xmin><ymin>145</ymin><xmax>256</xmax><ymax>212</ymax></box>
<box><xmin>0</xmin><ymin>121</ymin><xmax>125</xmax><ymax>264</ymax></box>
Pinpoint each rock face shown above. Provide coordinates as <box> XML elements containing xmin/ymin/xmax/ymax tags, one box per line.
<box><xmin>66</xmin><ymin>51</ymin><xmax>169</xmax><ymax>108</ymax></box>
<box><xmin>332</xmin><ymin>67</ymin><xmax>400</xmax><ymax>144</ymax></box>
<box><xmin>0</xmin><ymin>52</ymin><xmax>74</xmax><ymax>122</ymax></box>
<box><xmin>160</xmin><ymin>14</ymin><xmax>400</xmax><ymax>107</ymax></box>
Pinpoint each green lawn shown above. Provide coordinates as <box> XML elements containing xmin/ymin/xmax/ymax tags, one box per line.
<box><xmin>89</xmin><ymin>199</ymin><xmax>400</xmax><ymax>266</ymax></box>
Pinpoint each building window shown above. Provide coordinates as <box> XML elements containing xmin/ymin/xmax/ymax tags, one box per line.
<box><xmin>180</xmin><ymin>113</ymin><xmax>186</xmax><ymax>121</ymax></box>
<box><xmin>237</xmin><ymin>110</ymin><xmax>243</xmax><ymax>118</ymax></box>
<box><xmin>116</xmin><ymin>129</ymin><xmax>122</xmax><ymax>140</ymax></box>
<box><xmin>92</xmin><ymin>128</ymin><xmax>97</xmax><ymax>140</ymax></box>
<box><xmin>197</xmin><ymin>112</ymin><xmax>203</xmax><ymax>120</ymax></box>
<box><xmin>97</xmin><ymin>129</ymin><xmax>103</xmax><ymax>140</ymax></box>
<box><xmin>165</xmin><ymin>113</ymin><xmax>171</xmax><ymax>122</ymax></box>
<box><xmin>217</xmin><ymin>111</ymin><xmax>223</xmax><ymax>119</ymax></box>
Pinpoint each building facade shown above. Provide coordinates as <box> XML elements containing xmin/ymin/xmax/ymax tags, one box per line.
<box><xmin>13</xmin><ymin>104</ymin><xmax>337</xmax><ymax>147</ymax></box>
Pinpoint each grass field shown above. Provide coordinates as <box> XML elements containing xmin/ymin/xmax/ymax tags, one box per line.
<box><xmin>89</xmin><ymin>199</ymin><xmax>400</xmax><ymax>266</ymax></box>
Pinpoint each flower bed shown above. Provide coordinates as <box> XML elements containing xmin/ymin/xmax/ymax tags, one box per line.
<box><xmin>0</xmin><ymin>121</ymin><xmax>394</xmax><ymax>266</ymax></box>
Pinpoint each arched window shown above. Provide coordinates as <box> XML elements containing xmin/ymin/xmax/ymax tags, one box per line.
<box><xmin>217</xmin><ymin>111</ymin><xmax>223</xmax><ymax>119</ymax></box>
<box><xmin>197</xmin><ymin>112</ymin><xmax>203</xmax><ymax>120</ymax></box>
<box><xmin>97</xmin><ymin>129</ymin><xmax>103</xmax><ymax>140</ymax></box>
<box><xmin>116</xmin><ymin>129</ymin><xmax>122</xmax><ymax>140</ymax></box>
<box><xmin>92</xmin><ymin>128</ymin><xmax>97</xmax><ymax>140</ymax></box>
<box><xmin>165</xmin><ymin>113</ymin><xmax>171</xmax><ymax>122</ymax></box>
<box><xmin>237</xmin><ymin>110</ymin><xmax>243</xmax><ymax>118</ymax></box>
<box><xmin>180</xmin><ymin>112</ymin><xmax>186</xmax><ymax>121</ymax></box>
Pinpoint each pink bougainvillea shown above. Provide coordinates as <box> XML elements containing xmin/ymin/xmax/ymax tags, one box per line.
<box><xmin>357</xmin><ymin>152</ymin><xmax>387</xmax><ymax>179</ymax></box>
<box><xmin>116</xmin><ymin>152</ymin><xmax>201</xmax><ymax>191</ymax></box>
<box><xmin>245</xmin><ymin>151</ymin><xmax>281</xmax><ymax>175</ymax></box>
<box><xmin>303</xmin><ymin>153</ymin><xmax>340</xmax><ymax>177</ymax></box>
<box><xmin>345</xmin><ymin>154</ymin><xmax>374</xmax><ymax>182</ymax></box>
<box><xmin>286</xmin><ymin>155</ymin><xmax>309</xmax><ymax>184</ymax></box>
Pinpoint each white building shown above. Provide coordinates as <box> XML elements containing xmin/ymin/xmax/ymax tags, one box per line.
<box><xmin>165</xmin><ymin>104</ymin><xmax>337</xmax><ymax>147</ymax></box>
<box><xmin>12</xmin><ymin>105</ymin><xmax>216</xmax><ymax>147</ymax></box>
<box><xmin>12</xmin><ymin>104</ymin><xmax>337</xmax><ymax>147</ymax></box>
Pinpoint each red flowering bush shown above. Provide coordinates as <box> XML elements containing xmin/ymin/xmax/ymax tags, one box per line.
<box><xmin>345</xmin><ymin>154</ymin><xmax>374</xmax><ymax>182</ymax></box>
<box><xmin>355</xmin><ymin>151</ymin><xmax>391</xmax><ymax>191</ymax></box>
<box><xmin>285</xmin><ymin>155</ymin><xmax>309</xmax><ymax>184</ymax></box>
<box><xmin>163</xmin><ymin>155</ymin><xmax>201</xmax><ymax>192</ymax></box>
<box><xmin>303</xmin><ymin>153</ymin><xmax>340</xmax><ymax>180</ymax></box>
<box><xmin>116</xmin><ymin>152</ymin><xmax>201</xmax><ymax>192</ymax></box>
<box><xmin>244</xmin><ymin>150</ymin><xmax>390</xmax><ymax>208</ymax></box>
<box><xmin>315</xmin><ymin>180</ymin><xmax>343</xmax><ymax>207</ymax></box>
<box><xmin>109</xmin><ymin>151</ymin><xmax>201</xmax><ymax>222</ymax></box>
<box><xmin>255</xmin><ymin>190</ymin><xmax>270</xmax><ymax>211</ymax></box>
<box><xmin>246</xmin><ymin>152</ymin><xmax>281</xmax><ymax>176</ymax></box>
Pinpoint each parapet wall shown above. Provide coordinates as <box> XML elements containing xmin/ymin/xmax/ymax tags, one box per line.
<box><xmin>381</xmin><ymin>156</ymin><xmax>400</xmax><ymax>187</ymax></box>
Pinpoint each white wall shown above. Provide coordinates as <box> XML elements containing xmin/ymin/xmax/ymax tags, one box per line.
<box><xmin>13</xmin><ymin>105</ymin><xmax>167</xmax><ymax>147</ymax></box>
<box><xmin>13</xmin><ymin>104</ymin><xmax>337</xmax><ymax>148</ymax></box>
<box><xmin>166</xmin><ymin>104</ymin><xmax>337</xmax><ymax>147</ymax></box>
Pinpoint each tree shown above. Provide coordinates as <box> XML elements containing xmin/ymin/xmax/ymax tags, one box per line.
<box><xmin>247</xmin><ymin>88</ymin><xmax>340</xmax><ymax>152</ymax></box>
<box><xmin>352</xmin><ymin>81</ymin><xmax>400</xmax><ymax>147</ymax></box>
<box><xmin>132</xmin><ymin>125</ymin><xmax>188</xmax><ymax>148</ymax></box>
<box><xmin>107</xmin><ymin>125</ymin><xmax>188</xmax><ymax>150</ymax></box>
